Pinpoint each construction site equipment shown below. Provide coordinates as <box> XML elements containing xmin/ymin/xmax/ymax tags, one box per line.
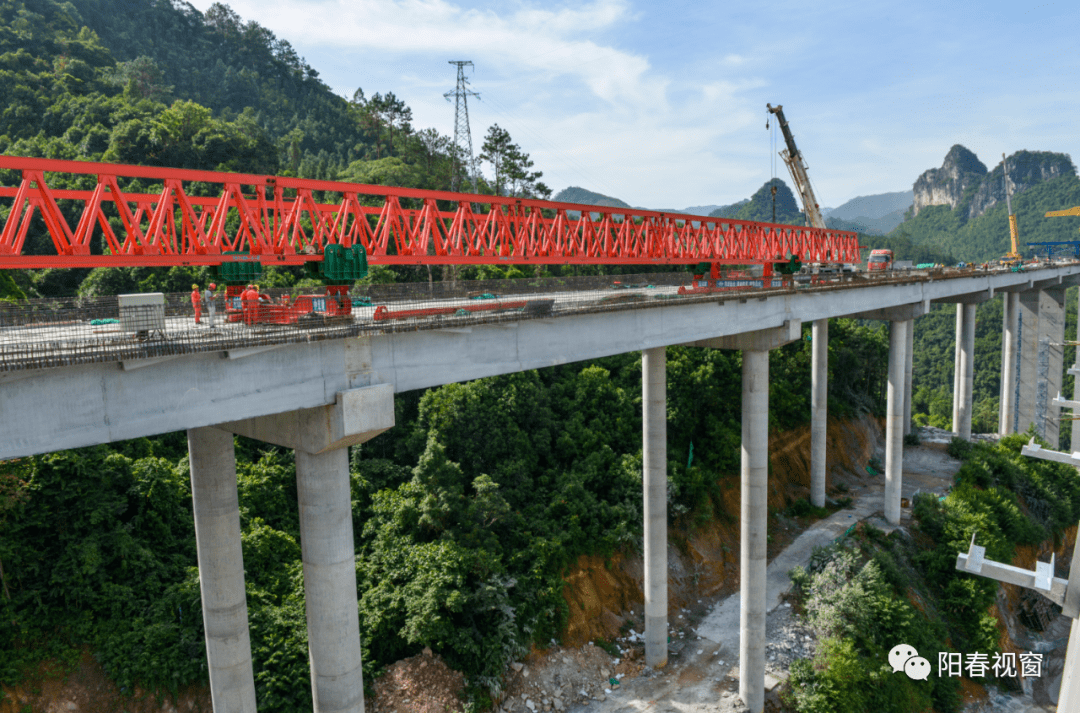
<box><xmin>1045</xmin><ymin>205</ymin><xmax>1080</xmax><ymax>224</ymax></box>
<box><xmin>0</xmin><ymin>156</ymin><xmax>861</xmax><ymax>269</ymax></box>
<box><xmin>766</xmin><ymin>104</ymin><xmax>826</xmax><ymax>230</ymax></box>
<box><xmin>1038</xmin><ymin>205</ymin><xmax>1080</xmax><ymax>259</ymax></box>
<box><xmin>1000</xmin><ymin>153</ymin><xmax>1024</xmax><ymax>266</ymax></box>
<box><xmin>1026</xmin><ymin>241</ymin><xmax>1080</xmax><ymax>260</ymax></box>
<box><xmin>117</xmin><ymin>293</ymin><xmax>166</xmax><ymax>338</ymax></box>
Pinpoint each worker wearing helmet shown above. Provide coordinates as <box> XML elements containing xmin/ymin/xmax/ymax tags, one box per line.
<box><xmin>203</xmin><ymin>283</ymin><xmax>218</xmax><ymax>329</ymax></box>
<box><xmin>242</xmin><ymin>284</ymin><xmax>256</xmax><ymax>325</ymax></box>
<box><xmin>190</xmin><ymin>283</ymin><xmax>202</xmax><ymax>324</ymax></box>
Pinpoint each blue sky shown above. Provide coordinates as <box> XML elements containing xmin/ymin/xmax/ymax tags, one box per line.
<box><xmin>187</xmin><ymin>0</ymin><xmax>1079</xmax><ymax>210</ymax></box>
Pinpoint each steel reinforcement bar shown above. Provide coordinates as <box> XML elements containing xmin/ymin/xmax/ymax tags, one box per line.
<box><xmin>0</xmin><ymin>156</ymin><xmax>860</xmax><ymax>268</ymax></box>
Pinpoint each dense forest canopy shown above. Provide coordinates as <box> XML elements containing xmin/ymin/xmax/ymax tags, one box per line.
<box><xmin>0</xmin><ymin>0</ymin><xmax>557</xmax><ymax>298</ymax></box>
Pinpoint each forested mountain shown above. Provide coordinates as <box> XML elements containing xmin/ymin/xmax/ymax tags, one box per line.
<box><xmin>552</xmin><ymin>185</ymin><xmax>632</xmax><ymax>209</ymax></box>
<box><xmin>889</xmin><ymin>147</ymin><xmax>1080</xmax><ymax>263</ymax></box>
<box><xmin>708</xmin><ymin>178</ymin><xmax>804</xmax><ymax>224</ymax></box>
<box><xmin>0</xmin><ymin>0</ymin><xmax>552</xmax><ymax>298</ymax></box>
<box><xmin>828</xmin><ymin>189</ymin><xmax>913</xmax><ymax>222</ymax></box>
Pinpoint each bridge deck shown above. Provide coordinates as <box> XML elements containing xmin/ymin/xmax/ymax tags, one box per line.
<box><xmin>0</xmin><ymin>267</ymin><xmax>998</xmax><ymax>372</ymax></box>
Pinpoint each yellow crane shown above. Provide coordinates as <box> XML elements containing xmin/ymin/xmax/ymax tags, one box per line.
<box><xmin>1045</xmin><ymin>206</ymin><xmax>1080</xmax><ymax>220</ymax></box>
<box><xmin>1001</xmin><ymin>153</ymin><xmax>1023</xmax><ymax>266</ymax></box>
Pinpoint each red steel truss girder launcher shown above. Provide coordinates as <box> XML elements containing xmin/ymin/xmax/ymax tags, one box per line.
<box><xmin>0</xmin><ymin>156</ymin><xmax>860</xmax><ymax>268</ymax></box>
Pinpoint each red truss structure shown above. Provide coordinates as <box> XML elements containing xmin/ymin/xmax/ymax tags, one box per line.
<box><xmin>0</xmin><ymin>156</ymin><xmax>860</xmax><ymax>268</ymax></box>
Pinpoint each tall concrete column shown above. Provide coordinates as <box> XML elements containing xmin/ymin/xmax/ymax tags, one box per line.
<box><xmin>642</xmin><ymin>347</ymin><xmax>668</xmax><ymax>669</ymax></box>
<box><xmin>188</xmin><ymin>427</ymin><xmax>258</xmax><ymax>713</ymax></box>
<box><xmin>296</xmin><ymin>446</ymin><xmax>364</xmax><ymax>713</ymax></box>
<box><xmin>952</xmin><ymin>307</ymin><xmax>963</xmax><ymax>432</ymax></box>
<box><xmin>902</xmin><ymin>319</ymin><xmax>911</xmax><ymax>440</ymax></box>
<box><xmin>958</xmin><ymin>303</ymin><xmax>976</xmax><ymax>440</ymax></box>
<box><xmin>1017</xmin><ymin>289</ymin><xmax>1066</xmax><ymax>446</ymax></box>
<box><xmin>1059</xmin><ymin>617</ymin><xmax>1080</xmax><ymax>709</ymax></box>
<box><xmin>221</xmin><ymin>384</ymin><xmax>395</xmax><ymax>713</ymax></box>
<box><xmin>1072</xmin><ymin>288</ymin><xmax>1080</xmax><ymax>450</ymax></box>
<box><xmin>810</xmin><ymin>319</ymin><xmax>828</xmax><ymax>508</ymax></box>
<box><xmin>686</xmin><ymin>321</ymin><xmax>800</xmax><ymax>713</ymax></box>
<box><xmin>904</xmin><ymin>317</ymin><xmax>914</xmax><ymax>436</ymax></box>
<box><xmin>740</xmin><ymin>349</ymin><xmax>769</xmax><ymax>713</ymax></box>
<box><xmin>886</xmin><ymin>320</ymin><xmax>907</xmax><ymax>526</ymax></box>
<box><xmin>1000</xmin><ymin>292</ymin><xmax>1019</xmax><ymax>435</ymax></box>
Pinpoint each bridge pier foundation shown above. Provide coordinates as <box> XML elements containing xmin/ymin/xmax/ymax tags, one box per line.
<box><xmin>957</xmin><ymin>303</ymin><xmax>976</xmax><ymax>440</ymax></box>
<box><xmin>689</xmin><ymin>321</ymin><xmax>800</xmax><ymax>713</ymax></box>
<box><xmin>953</xmin><ymin>307</ymin><xmax>963</xmax><ymax>432</ymax></box>
<box><xmin>811</xmin><ymin>319</ymin><xmax>828</xmax><ymax>508</ymax></box>
<box><xmin>221</xmin><ymin>384</ymin><xmax>395</xmax><ymax>713</ymax></box>
<box><xmin>740</xmin><ymin>348</ymin><xmax>769</xmax><ymax>713</ymax></box>
<box><xmin>295</xmin><ymin>446</ymin><xmax>365</xmax><ymax>713</ymax></box>
<box><xmin>642</xmin><ymin>346</ymin><xmax>668</xmax><ymax>669</ymax></box>
<box><xmin>886</xmin><ymin>320</ymin><xmax>908</xmax><ymax>526</ymax></box>
<box><xmin>1000</xmin><ymin>292</ymin><xmax>1019</xmax><ymax>435</ymax></box>
<box><xmin>1072</xmin><ymin>288</ymin><xmax>1080</xmax><ymax>450</ymax></box>
<box><xmin>904</xmin><ymin>317</ymin><xmax>914</xmax><ymax>436</ymax></box>
<box><xmin>188</xmin><ymin>426</ymin><xmax>258</xmax><ymax>713</ymax></box>
<box><xmin>848</xmin><ymin>303</ymin><xmax>925</xmax><ymax>523</ymax></box>
<box><xmin>1018</xmin><ymin>289</ymin><xmax>1066</xmax><ymax>446</ymax></box>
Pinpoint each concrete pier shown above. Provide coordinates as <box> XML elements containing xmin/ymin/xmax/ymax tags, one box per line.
<box><xmin>1059</xmin><ymin>618</ymin><xmax>1080</xmax><ymax>710</ymax></box>
<box><xmin>1072</xmin><ymin>289</ymin><xmax>1080</xmax><ymax>450</ymax></box>
<box><xmin>691</xmin><ymin>321</ymin><xmax>801</xmax><ymax>713</ymax></box>
<box><xmin>642</xmin><ymin>346</ymin><xmax>668</xmax><ymax>669</ymax></box>
<box><xmin>953</xmin><ymin>307</ymin><xmax>963</xmax><ymax>432</ymax></box>
<box><xmin>222</xmin><ymin>384</ymin><xmax>394</xmax><ymax>713</ymax></box>
<box><xmin>296</xmin><ymin>446</ymin><xmax>365</xmax><ymax>713</ymax></box>
<box><xmin>188</xmin><ymin>427</ymin><xmax>258</xmax><ymax>713</ymax></box>
<box><xmin>810</xmin><ymin>319</ymin><xmax>828</xmax><ymax>508</ymax></box>
<box><xmin>1018</xmin><ymin>289</ymin><xmax>1066</xmax><ymax>446</ymax></box>
<box><xmin>904</xmin><ymin>316</ymin><xmax>914</xmax><ymax>436</ymax></box>
<box><xmin>885</xmin><ymin>320</ymin><xmax>908</xmax><ymax>525</ymax></box>
<box><xmin>1000</xmin><ymin>292</ymin><xmax>1019</xmax><ymax>435</ymax></box>
<box><xmin>740</xmin><ymin>348</ymin><xmax>769</xmax><ymax>713</ymax></box>
<box><xmin>958</xmin><ymin>303</ymin><xmax>976</xmax><ymax>440</ymax></box>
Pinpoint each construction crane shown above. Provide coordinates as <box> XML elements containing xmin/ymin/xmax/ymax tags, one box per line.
<box><xmin>1000</xmin><ymin>153</ymin><xmax>1023</xmax><ymax>266</ymax></box>
<box><xmin>766</xmin><ymin>104</ymin><xmax>826</xmax><ymax>230</ymax></box>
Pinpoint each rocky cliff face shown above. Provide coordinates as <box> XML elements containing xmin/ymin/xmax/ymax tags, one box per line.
<box><xmin>966</xmin><ymin>150</ymin><xmax>1076</xmax><ymax>220</ymax></box>
<box><xmin>912</xmin><ymin>145</ymin><xmax>1077</xmax><ymax>220</ymax></box>
<box><xmin>912</xmin><ymin>145</ymin><xmax>987</xmax><ymax>217</ymax></box>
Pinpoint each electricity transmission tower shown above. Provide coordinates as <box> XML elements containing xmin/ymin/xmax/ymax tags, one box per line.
<box><xmin>444</xmin><ymin>61</ymin><xmax>479</xmax><ymax>194</ymax></box>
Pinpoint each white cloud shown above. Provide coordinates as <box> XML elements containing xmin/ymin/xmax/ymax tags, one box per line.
<box><xmin>195</xmin><ymin>0</ymin><xmax>770</xmax><ymax>205</ymax></box>
<box><xmin>185</xmin><ymin>0</ymin><xmax>1080</xmax><ymax>208</ymax></box>
<box><xmin>229</xmin><ymin>0</ymin><xmax>654</xmax><ymax>104</ymax></box>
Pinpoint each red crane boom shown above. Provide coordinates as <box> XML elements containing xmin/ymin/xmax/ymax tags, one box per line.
<box><xmin>0</xmin><ymin>156</ymin><xmax>860</xmax><ymax>268</ymax></box>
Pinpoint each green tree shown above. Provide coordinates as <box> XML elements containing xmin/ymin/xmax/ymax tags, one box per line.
<box><xmin>478</xmin><ymin>124</ymin><xmax>550</xmax><ymax>199</ymax></box>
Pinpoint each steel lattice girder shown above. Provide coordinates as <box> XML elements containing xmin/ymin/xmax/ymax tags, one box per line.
<box><xmin>0</xmin><ymin>156</ymin><xmax>860</xmax><ymax>268</ymax></box>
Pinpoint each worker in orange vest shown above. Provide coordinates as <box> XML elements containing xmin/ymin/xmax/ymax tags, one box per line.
<box><xmin>191</xmin><ymin>283</ymin><xmax>202</xmax><ymax>324</ymax></box>
<box><xmin>241</xmin><ymin>284</ymin><xmax>256</xmax><ymax>325</ymax></box>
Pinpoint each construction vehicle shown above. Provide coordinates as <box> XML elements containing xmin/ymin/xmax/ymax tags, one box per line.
<box><xmin>1000</xmin><ymin>153</ymin><xmax>1024</xmax><ymax>267</ymax></box>
<box><xmin>867</xmin><ymin>249</ymin><xmax>894</xmax><ymax>271</ymax></box>
<box><xmin>766</xmin><ymin>103</ymin><xmax>857</xmax><ymax>275</ymax></box>
<box><xmin>766</xmin><ymin>104</ymin><xmax>826</xmax><ymax>230</ymax></box>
